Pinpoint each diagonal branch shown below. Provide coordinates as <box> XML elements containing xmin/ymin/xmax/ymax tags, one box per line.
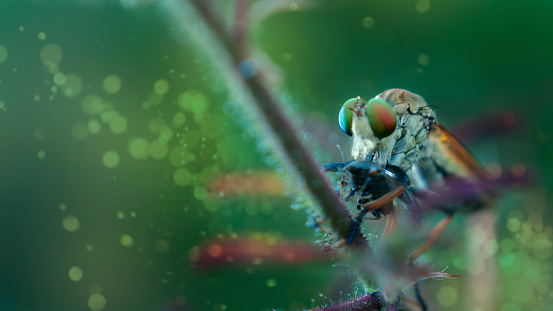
<box><xmin>310</xmin><ymin>292</ymin><xmax>385</xmax><ymax>311</ymax></box>
<box><xmin>185</xmin><ymin>0</ymin><xmax>368</xmax><ymax>248</ymax></box>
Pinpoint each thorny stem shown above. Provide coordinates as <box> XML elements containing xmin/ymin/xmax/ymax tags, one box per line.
<box><xmin>187</xmin><ymin>0</ymin><xmax>368</xmax><ymax>248</ymax></box>
<box><xmin>233</xmin><ymin>0</ymin><xmax>248</xmax><ymax>57</ymax></box>
<box><xmin>310</xmin><ymin>293</ymin><xmax>385</xmax><ymax>311</ymax></box>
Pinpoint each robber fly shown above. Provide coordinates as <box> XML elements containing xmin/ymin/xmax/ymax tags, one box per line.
<box><xmin>336</xmin><ymin>89</ymin><xmax>488</xmax><ymax>188</ymax></box>
<box><xmin>325</xmin><ymin>89</ymin><xmax>489</xmax><ymax>243</ymax></box>
<box><xmin>322</xmin><ymin>160</ymin><xmax>421</xmax><ymax>243</ymax></box>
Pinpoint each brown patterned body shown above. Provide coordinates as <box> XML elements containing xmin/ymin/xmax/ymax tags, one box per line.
<box><xmin>375</xmin><ymin>89</ymin><xmax>484</xmax><ymax>187</ymax></box>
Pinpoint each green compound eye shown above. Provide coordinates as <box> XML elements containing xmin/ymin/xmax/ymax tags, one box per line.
<box><xmin>339</xmin><ymin>98</ymin><xmax>358</xmax><ymax>136</ymax></box>
<box><xmin>366</xmin><ymin>98</ymin><xmax>398</xmax><ymax>139</ymax></box>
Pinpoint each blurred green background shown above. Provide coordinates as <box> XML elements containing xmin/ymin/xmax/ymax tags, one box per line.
<box><xmin>0</xmin><ymin>0</ymin><xmax>552</xmax><ymax>310</ymax></box>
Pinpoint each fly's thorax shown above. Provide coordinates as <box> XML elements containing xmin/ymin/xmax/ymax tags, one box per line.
<box><xmin>390</xmin><ymin>112</ymin><xmax>432</xmax><ymax>170</ymax></box>
<box><xmin>372</xmin><ymin>90</ymin><xmax>436</xmax><ymax>172</ymax></box>
<box><xmin>376</xmin><ymin>88</ymin><xmax>434</xmax><ymax>118</ymax></box>
<box><xmin>404</xmin><ymin>163</ymin><xmax>431</xmax><ymax>190</ymax></box>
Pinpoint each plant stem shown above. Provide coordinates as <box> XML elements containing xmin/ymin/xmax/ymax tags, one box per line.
<box><xmin>310</xmin><ymin>293</ymin><xmax>384</xmax><ymax>311</ymax></box>
<box><xmin>186</xmin><ymin>0</ymin><xmax>368</xmax><ymax>248</ymax></box>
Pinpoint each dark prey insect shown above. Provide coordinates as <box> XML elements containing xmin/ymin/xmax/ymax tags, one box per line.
<box><xmin>322</xmin><ymin>160</ymin><xmax>421</xmax><ymax>244</ymax></box>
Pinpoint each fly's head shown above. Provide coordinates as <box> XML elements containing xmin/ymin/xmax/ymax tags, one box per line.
<box><xmin>340</xmin><ymin>161</ymin><xmax>384</xmax><ymax>200</ymax></box>
<box><xmin>343</xmin><ymin>161</ymin><xmax>383</xmax><ymax>189</ymax></box>
<box><xmin>339</xmin><ymin>96</ymin><xmax>399</xmax><ymax>166</ymax></box>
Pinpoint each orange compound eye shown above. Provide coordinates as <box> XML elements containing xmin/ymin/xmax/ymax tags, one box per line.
<box><xmin>366</xmin><ymin>98</ymin><xmax>397</xmax><ymax>139</ymax></box>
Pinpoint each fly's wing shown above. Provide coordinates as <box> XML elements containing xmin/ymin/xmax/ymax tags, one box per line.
<box><xmin>428</xmin><ymin>122</ymin><xmax>484</xmax><ymax>179</ymax></box>
<box><xmin>424</xmin><ymin>122</ymin><xmax>501</xmax><ymax>212</ymax></box>
<box><xmin>383</xmin><ymin>168</ymin><xmax>422</xmax><ymax>227</ymax></box>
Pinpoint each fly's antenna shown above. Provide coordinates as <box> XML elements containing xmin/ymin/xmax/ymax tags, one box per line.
<box><xmin>336</xmin><ymin>145</ymin><xmax>346</xmax><ymax>161</ymax></box>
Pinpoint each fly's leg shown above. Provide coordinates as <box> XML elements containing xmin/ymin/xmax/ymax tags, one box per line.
<box><xmin>358</xmin><ymin>184</ymin><xmax>406</xmax><ymax>214</ymax></box>
<box><xmin>357</xmin><ymin>198</ymin><xmax>383</xmax><ymax>218</ymax></box>
<box><xmin>346</xmin><ymin>206</ymin><xmax>382</xmax><ymax>244</ymax></box>
<box><xmin>360</xmin><ymin>165</ymin><xmax>412</xmax><ymax>214</ymax></box>
<box><xmin>344</xmin><ymin>187</ymin><xmax>357</xmax><ymax>201</ymax></box>
<box><xmin>382</xmin><ymin>212</ymin><xmax>398</xmax><ymax>238</ymax></box>
<box><xmin>408</xmin><ymin>243</ymin><xmax>429</xmax><ymax>311</ymax></box>
<box><xmin>409</xmin><ymin>213</ymin><xmax>453</xmax><ymax>261</ymax></box>
<box><xmin>407</xmin><ymin>259</ymin><xmax>428</xmax><ymax>311</ymax></box>
<box><xmin>414</xmin><ymin>283</ymin><xmax>428</xmax><ymax>311</ymax></box>
<box><xmin>321</xmin><ymin>161</ymin><xmax>352</xmax><ymax>172</ymax></box>
<box><xmin>356</xmin><ymin>198</ymin><xmax>372</xmax><ymax>211</ymax></box>
<box><xmin>357</xmin><ymin>175</ymin><xmax>375</xmax><ymax>205</ymax></box>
